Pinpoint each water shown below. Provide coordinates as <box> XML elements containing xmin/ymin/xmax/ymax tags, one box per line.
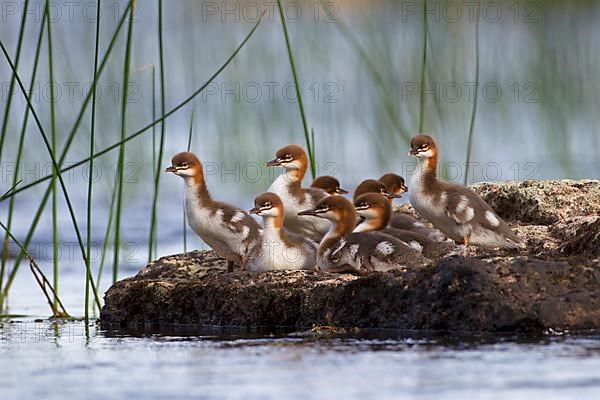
<box><xmin>2</xmin><ymin>321</ymin><xmax>600</xmax><ymax>400</ymax></box>
<box><xmin>2</xmin><ymin>1</ymin><xmax>600</xmax><ymax>397</ymax></box>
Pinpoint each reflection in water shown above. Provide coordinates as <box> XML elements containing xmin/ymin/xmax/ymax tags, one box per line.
<box><xmin>2</xmin><ymin>321</ymin><xmax>600</xmax><ymax>399</ymax></box>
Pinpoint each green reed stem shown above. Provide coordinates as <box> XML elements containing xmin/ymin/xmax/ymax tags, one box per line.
<box><xmin>113</xmin><ymin>1</ymin><xmax>136</xmax><ymax>283</ymax></box>
<box><xmin>45</xmin><ymin>1</ymin><xmax>59</xmax><ymax>315</ymax></box>
<box><xmin>86</xmin><ymin>0</ymin><xmax>102</xmax><ymax>321</ymax></box>
<box><xmin>464</xmin><ymin>5</ymin><xmax>480</xmax><ymax>186</ymax></box>
<box><xmin>3</xmin><ymin>13</ymin><xmax>265</xmax><ymax>202</ymax></box>
<box><xmin>276</xmin><ymin>0</ymin><xmax>316</xmax><ymax>179</ymax></box>
<box><xmin>96</xmin><ymin>184</ymin><xmax>117</xmax><ymax>288</ymax></box>
<box><xmin>0</xmin><ymin>4</ymin><xmax>131</xmax><ymax>302</ymax></box>
<box><xmin>0</xmin><ymin>39</ymin><xmax>102</xmax><ymax>311</ymax></box>
<box><xmin>418</xmin><ymin>0</ymin><xmax>428</xmax><ymax>133</ymax></box>
<box><xmin>0</xmin><ymin>4</ymin><xmax>47</xmax><ymax>310</ymax></box>
<box><xmin>0</xmin><ymin>0</ymin><xmax>30</xmax><ymax>160</ymax></box>
<box><xmin>148</xmin><ymin>0</ymin><xmax>167</xmax><ymax>264</ymax></box>
<box><xmin>151</xmin><ymin>66</ymin><xmax>157</xmax><ymax>260</ymax></box>
<box><xmin>183</xmin><ymin>111</ymin><xmax>195</xmax><ymax>253</ymax></box>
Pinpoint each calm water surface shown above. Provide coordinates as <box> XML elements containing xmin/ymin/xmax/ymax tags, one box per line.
<box><xmin>2</xmin><ymin>321</ymin><xmax>600</xmax><ymax>400</ymax></box>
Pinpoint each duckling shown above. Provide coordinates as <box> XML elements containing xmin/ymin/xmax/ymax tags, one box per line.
<box><xmin>353</xmin><ymin>178</ymin><xmax>446</xmax><ymax>241</ymax></box>
<box><xmin>166</xmin><ymin>152</ymin><xmax>261</xmax><ymax>271</ymax></box>
<box><xmin>378</xmin><ymin>173</ymin><xmax>408</xmax><ymax>197</ymax></box>
<box><xmin>352</xmin><ymin>179</ymin><xmax>398</xmax><ymax>202</ymax></box>
<box><xmin>298</xmin><ymin>196</ymin><xmax>429</xmax><ymax>274</ymax></box>
<box><xmin>311</xmin><ymin>175</ymin><xmax>349</xmax><ymax>196</ymax></box>
<box><xmin>353</xmin><ymin>193</ymin><xmax>455</xmax><ymax>259</ymax></box>
<box><xmin>408</xmin><ymin>134</ymin><xmax>524</xmax><ymax>249</ymax></box>
<box><xmin>266</xmin><ymin>144</ymin><xmax>329</xmax><ymax>242</ymax></box>
<box><xmin>246</xmin><ymin>192</ymin><xmax>317</xmax><ymax>272</ymax></box>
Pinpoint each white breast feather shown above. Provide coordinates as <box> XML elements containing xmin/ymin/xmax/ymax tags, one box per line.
<box><xmin>485</xmin><ymin>210</ymin><xmax>501</xmax><ymax>227</ymax></box>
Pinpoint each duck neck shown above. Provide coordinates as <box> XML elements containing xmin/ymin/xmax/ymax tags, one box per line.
<box><xmin>412</xmin><ymin>154</ymin><xmax>438</xmax><ymax>190</ymax></box>
<box><xmin>184</xmin><ymin>172</ymin><xmax>211</xmax><ymax>205</ymax></box>
<box><xmin>262</xmin><ymin>213</ymin><xmax>284</xmax><ymax>232</ymax></box>
<box><xmin>319</xmin><ymin>211</ymin><xmax>356</xmax><ymax>255</ymax></box>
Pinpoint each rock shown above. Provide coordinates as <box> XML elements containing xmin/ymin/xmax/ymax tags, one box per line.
<box><xmin>100</xmin><ymin>179</ymin><xmax>600</xmax><ymax>333</ymax></box>
<box><xmin>471</xmin><ymin>179</ymin><xmax>600</xmax><ymax>224</ymax></box>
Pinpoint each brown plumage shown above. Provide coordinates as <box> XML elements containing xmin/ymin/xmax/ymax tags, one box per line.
<box><xmin>298</xmin><ymin>196</ymin><xmax>429</xmax><ymax>273</ymax></box>
<box><xmin>311</xmin><ymin>176</ymin><xmax>349</xmax><ymax>195</ymax></box>
<box><xmin>353</xmin><ymin>193</ymin><xmax>455</xmax><ymax>259</ymax></box>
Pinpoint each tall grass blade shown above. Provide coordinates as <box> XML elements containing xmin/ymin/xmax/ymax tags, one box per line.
<box><xmin>464</xmin><ymin>5</ymin><xmax>480</xmax><ymax>186</ymax></box>
<box><xmin>183</xmin><ymin>111</ymin><xmax>195</xmax><ymax>253</ymax></box>
<box><xmin>276</xmin><ymin>0</ymin><xmax>316</xmax><ymax>179</ymax></box>
<box><xmin>45</xmin><ymin>1</ymin><xmax>60</xmax><ymax>314</ymax></box>
<box><xmin>3</xmin><ymin>13</ymin><xmax>266</xmax><ymax>200</ymax></box>
<box><xmin>85</xmin><ymin>0</ymin><xmax>102</xmax><ymax>320</ymax></box>
<box><xmin>148</xmin><ymin>0</ymin><xmax>167</xmax><ymax>264</ymax></box>
<box><xmin>0</xmin><ymin>3</ymin><xmax>133</xmax><ymax>301</ymax></box>
<box><xmin>0</xmin><ymin>0</ymin><xmax>30</xmax><ymax>159</ymax></box>
<box><xmin>0</xmin><ymin>38</ymin><xmax>102</xmax><ymax>311</ymax></box>
<box><xmin>113</xmin><ymin>1</ymin><xmax>136</xmax><ymax>283</ymax></box>
<box><xmin>418</xmin><ymin>0</ymin><xmax>428</xmax><ymax>133</ymax></box>
<box><xmin>0</xmin><ymin>7</ymin><xmax>47</xmax><ymax>309</ymax></box>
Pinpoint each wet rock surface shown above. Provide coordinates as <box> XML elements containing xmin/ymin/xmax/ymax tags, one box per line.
<box><xmin>101</xmin><ymin>180</ymin><xmax>600</xmax><ymax>333</ymax></box>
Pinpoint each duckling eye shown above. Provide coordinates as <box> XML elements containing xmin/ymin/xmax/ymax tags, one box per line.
<box><xmin>361</xmin><ymin>202</ymin><xmax>369</xmax><ymax>208</ymax></box>
<box><xmin>263</xmin><ymin>201</ymin><xmax>272</xmax><ymax>208</ymax></box>
<box><xmin>281</xmin><ymin>154</ymin><xmax>293</xmax><ymax>162</ymax></box>
<box><xmin>419</xmin><ymin>145</ymin><xmax>429</xmax><ymax>151</ymax></box>
<box><xmin>317</xmin><ymin>205</ymin><xmax>329</xmax><ymax>212</ymax></box>
<box><xmin>179</xmin><ymin>162</ymin><xmax>189</xmax><ymax>169</ymax></box>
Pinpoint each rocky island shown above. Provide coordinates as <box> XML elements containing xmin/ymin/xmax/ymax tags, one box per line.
<box><xmin>100</xmin><ymin>180</ymin><xmax>600</xmax><ymax>333</ymax></box>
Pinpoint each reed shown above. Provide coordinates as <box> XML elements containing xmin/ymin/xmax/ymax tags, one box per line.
<box><xmin>0</xmin><ymin>4</ymin><xmax>47</xmax><ymax>309</ymax></box>
<box><xmin>418</xmin><ymin>0</ymin><xmax>428</xmax><ymax>133</ymax></box>
<box><xmin>85</xmin><ymin>0</ymin><xmax>102</xmax><ymax>321</ymax></box>
<box><xmin>0</xmin><ymin>0</ymin><xmax>30</xmax><ymax>160</ymax></box>
<box><xmin>276</xmin><ymin>0</ymin><xmax>316</xmax><ymax>179</ymax></box>
<box><xmin>45</xmin><ymin>1</ymin><xmax>60</xmax><ymax>314</ymax></box>
<box><xmin>183</xmin><ymin>111</ymin><xmax>195</xmax><ymax>253</ymax></box>
<box><xmin>113</xmin><ymin>0</ymin><xmax>136</xmax><ymax>284</ymax></box>
<box><xmin>464</xmin><ymin>5</ymin><xmax>480</xmax><ymax>186</ymax></box>
<box><xmin>0</xmin><ymin>38</ymin><xmax>102</xmax><ymax>311</ymax></box>
<box><xmin>148</xmin><ymin>0</ymin><xmax>167</xmax><ymax>264</ymax></box>
<box><xmin>3</xmin><ymin>14</ymin><xmax>266</xmax><ymax>201</ymax></box>
<box><xmin>0</xmin><ymin>4</ymin><xmax>132</xmax><ymax>302</ymax></box>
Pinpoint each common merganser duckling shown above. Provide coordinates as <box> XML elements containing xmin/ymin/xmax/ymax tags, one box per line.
<box><xmin>408</xmin><ymin>134</ymin><xmax>524</xmax><ymax>249</ymax></box>
<box><xmin>353</xmin><ymin>193</ymin><xmax>455</xmax><ymax>259</ymax></box>
<box><xmin>352</xmin><ymin>179</ymin><xmax>397</xmax><ymax>202</ymax></box>
<box><xmin>298</xmin><ymin>196</ymin><xmax>429</xmax><ymax>274</ymax></box>
<box><xmin>246</xmin><ymin>192</ymin><xmax>316</xmax><ymax>272</ymax></box>
<box><xmin>378</xmin><ymin>173</ymin><xmax>408</xmax><ymax>197</ymax></box>
<box><xmin>378</xmin><ymin>174</ymin><xmax>447</xmax><ymax>242</ymax></box>
<box><xmin>311</xmin><ymin>175</ymin><xmax>349</xmax><ymax>196</ymax></box>
<box><xmin>266</xmin><ymin>144</ymin><xmax>329</xmax><ymax>242</ymax></box>
<box><xmin>166</xmin><ymin>152</ymin><xmax>261</xmax><ymax>271</ymax></box>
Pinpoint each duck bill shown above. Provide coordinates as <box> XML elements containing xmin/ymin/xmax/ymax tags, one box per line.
<box><xmin>400</xmin><ymin>184</ymin><xmax>408</xmax><ymax>193</ymax></box>
<box><xmin>165</xmin><ymin>166</ymin><xmax>177</xmax><ymax>173</ymax></box>
<box><xmin>249</xmin><ymin>207</ymin><xmax>260</xmax><ymax>215</ymax></box>
<box><xmin>389</xmin><ymin>193</ymin><xmax>403</xmax><ymax>199</ymax></box>
<box><xmin>298</xmin><ymin>208</ymin><xmax>317</xmax><ymax>216</ymax></box>
<box><xmin>335</xmin><ymin>187</ymin><xmax>349</xmax><ymax>195</ymax></box>
<box><xmin>409</xmin><ymin>148</ymin><xmax>418</xmax><ymax>156</ymax></box>
<box><xmin>265</xmin><ymin>158</ymin><xmax>281</xmax><ymax>167</ymax></box>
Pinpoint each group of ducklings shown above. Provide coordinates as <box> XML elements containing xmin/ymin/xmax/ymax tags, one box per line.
<box><xmin>166</xmin><ymin>134</ymin><xmax>523</xmax><ymax>274</ymax></box>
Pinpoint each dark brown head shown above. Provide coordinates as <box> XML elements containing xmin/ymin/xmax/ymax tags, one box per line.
<box><xmin>298</xmin><ymin>195</ymin><xmax>357</xmax><ymax>230</ymax></box>
<box><xmin>311</xmin><ymin>176</ymin><xmax>348</xmax><ymax>195</ymax></box>
<box><xmin>249</xmin><ymin>192</ymin><xmax>284</xmax><ymax>218</ymax></box>
<box><xmin>378</xmin><ymin>173</ymin><xmax>407</xmax><ymax>196</ymax></box>
<box><xmin>353</xmin><ymin>179</ymin><xmax>398</xmax><ymax>201</ymax></box>
<box><xmin>165</xmin><ymin>152</ymin><xmax>203</xmax><ymax>178</ymax></box>
<box><xmin>409</xmin><ymin>134</ymin><xmax>437</xmax><ymax>159</ymax></box>
<box><xmin>354</xmin><ymin>193</ymin><xmax>392</xmax><ymax>230</ymax></box>
<box><xmin>265</xmin><ymin>144</ymin><xmax>308</xmax><ymax>171</ymax></box>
